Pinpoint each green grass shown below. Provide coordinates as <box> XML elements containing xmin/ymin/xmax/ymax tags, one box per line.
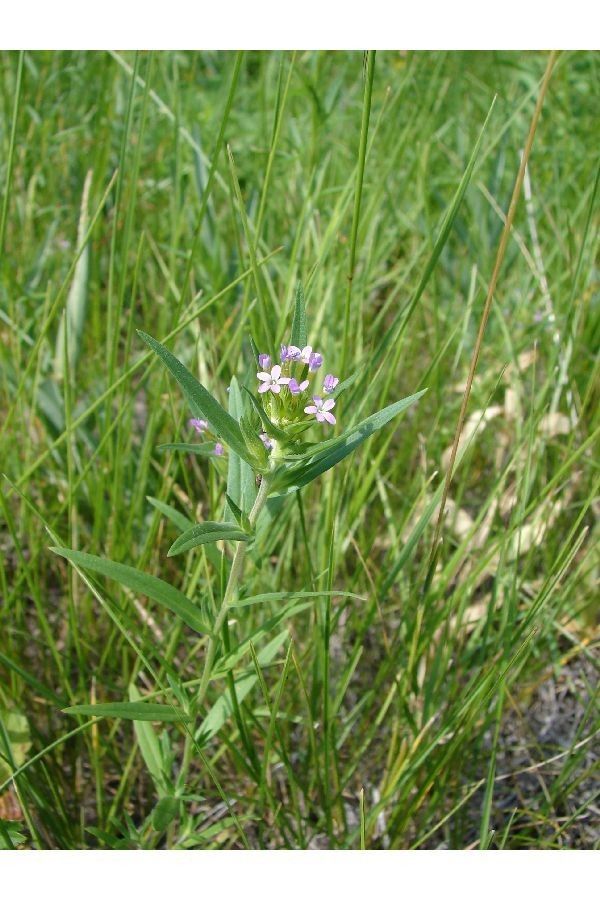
<box><xmin>0</xmin><ymin>49</ymin><xmax>598</xmax><ymax>850</ymax></box>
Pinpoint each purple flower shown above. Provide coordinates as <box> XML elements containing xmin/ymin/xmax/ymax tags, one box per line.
<box><xmin>189</xmin><ymin>418</ymin><xmax>208</xmax><ymax>434</ymax></box>
<box><xmin>257</xmin><ymin>364</ymin><xmax>290</xmax><ymax>395</ymax></box>
<box><xmin>258</xmin><ymin>353</ymin><xmax>271</xmax><ymax>370</ymax></box>
<box><xmin>214</xmin><ymin>442</ymin><xmax>224</xmax><ymax>456</ymax></box>
<box><xmin>304</xmin><ymin>395</ymin><xmax>336</xmax><ymax>425</ymax></box>
<box><xmin>288</xmin><ymin>377</ymin><xmax>309</xmax><ymax>395</ymax></box>
<box><xmin>280</xmin><ymin>344</ymin><xmax>302</xmax><ymax>362</ymax></box>
<box><xmin>323</xmin><ymin>374</ymin><xmax>339</xmax><ymax>394</ymax></box>
<box><xmin>259</xmin><ymin>432</ymin><xmax>273</xmax><ymax>451</ymax></box>
<box><xmin>308</xmin><ymin>352</ymin><xmax>323</xmax><ymax>371</ymax></box>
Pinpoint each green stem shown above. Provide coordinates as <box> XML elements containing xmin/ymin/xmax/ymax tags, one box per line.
<box><xmin>178</xmin><ymin>474</ymin><xmax>271</xmax><ymax>790</ymax></box>
<box><xmin>203</xmin><ymin>476</ymin><xmax>272</xmax><ymax>697</ymax></box>
<box><xmin>195</xmin><ymin>474</ymin><xmax>271</xmax><ymax>708</ymax></box>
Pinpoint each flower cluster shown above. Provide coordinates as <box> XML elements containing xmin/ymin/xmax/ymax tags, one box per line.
<box><xmin>256</xmin><ymin>343</ymin><xmax>340</xmax><ymax>432</ymax></box>
<box><xmin>186</xmin><ymin>340</ymin><xmax>340</xmax><ymax>465</ymax></box>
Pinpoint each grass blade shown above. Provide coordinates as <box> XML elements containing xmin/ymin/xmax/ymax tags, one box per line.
<box><xmin>63</xmin><ymin>702</ymin><xmax>189</xmax><ymax>722</ymax></box>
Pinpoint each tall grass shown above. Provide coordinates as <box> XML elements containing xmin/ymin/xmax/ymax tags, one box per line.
<box><xmin>0</xmin><ymin>50</ymin><xmax>597</xmax><ymax>849</ymax></box>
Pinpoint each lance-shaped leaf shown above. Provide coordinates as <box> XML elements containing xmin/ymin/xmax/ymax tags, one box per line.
<box><xmin>54</xmin><ymin>170</ymin><xmax>92</xmax><ymax>379</ymax></box>
<box><xmin>157</xmin><ymin>441</ymin><xmax>218</xmax><ymax>457</ymax></box>
<box><xmin>248</xmin><ymin>334</ymin><xmax>260</xmax><ymax>368</ymax></box>
<box><xmin>274</xmin><ymin>391</ymin><xmax>426</xmax><ymax>493</ymax></box>
<box><xmin>167</xmin><ymin>522</ymin><xmax>251</xmax><ymax>557</ymax></box>
<box><xmin>227</xmin><ymin>377</ymin><xmax>258</xmax><ymax>514</ymax></box>
<box><xmin>63</xmin><ymin>702</ymin><xmax>189</xmax><ymax>722</ymax></box>
<box><xmin>225</xmin><ymin>494</ymin><xmax>251</xmax><ymax>532</ymax></box>
<box><xmin>297</xmin><ymin>390</ymin><xmax>427</xmax><ymax>463</ymax></box>
<box><xmin>241</xmin><ymin>386</ymin><xmax>288</xmax><ymax>442</ymax></box>
<box><xmin>138</xmin><ymin>331</ymin><xmax>255</xmax><ymax>466</ymax></box>
<box><xmin>50</xmin><ymin>548</ymin><xmax>209</xmax><ymax>635</ymax></box>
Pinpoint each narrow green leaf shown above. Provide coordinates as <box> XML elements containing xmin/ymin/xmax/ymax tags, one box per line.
<box><xmin>241</xmin><ymin>386</ymin><xmax>288</xmax><ymax>442</ymax></box>
<box><xmin>167</xmin><ymin>522</ymin><xmax>250</xmax><ymax>557</ymax></box>
<box><xmin>226</xmin><ymin>376</ymin><xmax>243</xmax><ymax>516</ymax></box>
<box><xmin>275</xmin><ymin>391</ymin><xmax>426</xmax><ymax>492</ymax></box>
<box><xmin>50</xmin><ymin>547</ymin><xmax>209</xmax><ymax>635</ymax></box>
<box><xmin>157</xmin><ymin>441</ymin><xmax>218</xmax><ymax>457</ymax></box>
<box><xmin>137</xmin><ymin>330</ymin><xmax>254</xmax><ymax>465</ymax></box>
<box><xmin>248</xmin><ymin>334</ymin><xmax>260</xmax><ymax>368</ymax></box>
<box><xmin>54</xmin><ymin>170</ymin><xmax>92</xmax><ymax>378</ymax></box>
<box><xmin>226</xmin><ymin>376</ymin><xmax>258</xmax><ymax>514</ymax></box>
<box><xmin>225</xmin><ymin>494</ymin><xmax>251</xmax><ymax>532</ymax></box>
<box><xmin>231</xmin><ymin>589</ymin><xmax>365</xmax><ymax>608</ymax></box>
<box><xmin>63</xmin><ymin>702</ymin><xmax>189</xmax><ymax>722</ymax></box>
<box><xmin>225</xmin><ymin>493</ymin><xmax>243</xmax><ymax>526</ymax></box>
<box><xmin>283</xmin><ymin>390</ymin><xmax>426</xmax><ymax>464</ymax></box>
<box><xmin>290</xmin><ymin>280</ymin><xmax>307</xmax><ymax>348</ymax></box>
<box><xmin>240</xmin><ymin>415</ymin><xmax>267</xmax><ymax>467</ymax></box>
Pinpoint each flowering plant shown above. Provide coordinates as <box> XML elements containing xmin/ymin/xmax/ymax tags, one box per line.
<box><xmin>50</xmin><ymin>283</ymin><xmax>424</xmax><ymax>828</ymax></box>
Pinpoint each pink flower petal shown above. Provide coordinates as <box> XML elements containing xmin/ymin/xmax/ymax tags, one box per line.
<box><xmin>271</xmin><ymin>364</ymin><xmax>281</xmax><ymax>379</ymax></box>
<box><xmin>323</xmin><ymin>412</ymin><xmax>336</xmax><ymax>425</ymax></box>
<box><xmin>304</xmin><ymin>405</ymin><xmax>317</xmax><ymax>414</ymax></box>
<box><xmin>271</xmin><ymin>383</ymin><xmax>281</xmax><ymax>394</ymax></box>
<box><xmin>258</xmin><ymin>382</ymin><xmax>270</xmax><ymax>393</ymax></box>
<box><xmin>322</xmin><ymin>399</ymin><xmax>335</xmax><ymax>411</ymax></box>
<box><xmin>316</xmin><ymin>412</ymin><xmax>325</xmax><ymax>422</ymax></box>
<box><xmin>257</xmin><ymin>372</ymin><xmax>270</xmax><ymax>381</ymax></box>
